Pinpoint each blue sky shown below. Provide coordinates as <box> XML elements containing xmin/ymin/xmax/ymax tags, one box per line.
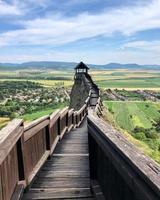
<box><xmin>0</xmin><ymin>0</ymin><xmax>160</xmax><ymax>64</ymax></box>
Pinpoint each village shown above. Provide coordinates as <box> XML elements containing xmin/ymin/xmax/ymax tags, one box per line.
<box><xmin>0</xmin><ymin>81</ymin><xmax>70</xmax><ymax>118</ymax></box>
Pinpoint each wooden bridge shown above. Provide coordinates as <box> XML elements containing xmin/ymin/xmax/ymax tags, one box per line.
<box><xmin>0</xmin><ymin>63</ymin><xmax>160</xmax><ymax>200</ymax></box>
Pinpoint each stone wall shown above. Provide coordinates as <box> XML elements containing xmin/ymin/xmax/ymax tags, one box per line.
<box><xmin>69</xmin><ymin>73</ymin><xmax>91</xmax><ymax>110</ymax></box>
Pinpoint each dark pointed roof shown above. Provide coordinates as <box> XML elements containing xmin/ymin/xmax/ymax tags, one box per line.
<box><xmin>74</xmin><ymin>62</ymin><xmax>89</xmax><ymax>70</ymax></box>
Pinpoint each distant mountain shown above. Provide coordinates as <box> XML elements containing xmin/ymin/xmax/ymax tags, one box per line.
<box><xmin>93</xmin><ymin>63</ymin><xmax>160</xmax><ymax>70</ymax></box>
<box><xmin>0</xmin><ymin>61</ymin><xmax>77</xmax><ymax>70</ymax></box>
<box><xmin>0</xmin><ymin>61</ymin><xmax>160</xmax><ymax>70</ymax></box>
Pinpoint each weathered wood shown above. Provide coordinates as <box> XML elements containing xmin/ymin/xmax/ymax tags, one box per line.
<box><xmin>24</xmin><ymin>116</ymin><xmax>50</xmax><ymax>186</ymax></box>
<box><xmin>0</xmin><ymin>172</ymin><xmax>3</xmax><ymax>200</ymax></box>
<box><xmin>67</xmin><ymin>109</ymin><xmax>74</xmax><ymax>132</ymax></box>
<box><xmin>38</xmin><ymin>170</ymin><xmax>89</xmax><ymax>178</ymax></box>
<box><xmin>0</xmin><ymin>120</ymin><xmax>24</xmax><ymax>200</ymax></box>
<box><xmin>90</xmin><ymin>180</ymin><xmax>105</xmax><ymax>200</ymax></box>
<box><xmin>27</xmin><ymin>151</ymin><xmax>50</xmax><ymax>184</ymax></box>
<box><xmin>11</xmin><ymin>184</ymin><xmax>24</xmax><ymax>200</ymax></box>
<box><xmin>1</xmin><ymin>146</ymin><xmax>19</xmax><ymax>200</ymax></box>
<box><xmin>33</xmin><ymin>177</ymin><xmax>90</xmax><ymax>188</ymax></box>
<box><xmin>22</xmin><ymin>118</ymin><xmax>94</xmax><ymax>199</ymax></box>
<box><xmin>88</xmin><ymin>113</ymin><xmax>160</xmax><ymax>200</ymax></box>
<box><xmin>24</xmin><ymin>117</ymin><xmax>49</xmax><ymax>141</ymax></box>
<box><xmin>23</xmin><ymin>188</ymin><xmax>93</xmax><ymax>199</ymax></box>
<box><xmin>50</xmin><ymin>110</ymin><xmax>60</xmax><ymax>127</ymax></box>
<box><xmin>49</xmin><ymin>110</ymin><xmax>60</xmax><ymax>154</ymax></box>
<box><xmin>59</xmin><ymin>107</ymin><xmax>69</xmax><ymax>139</ymax></box>
<box><xmin>0</xmin><ymin>119</ymin><xmax>23</xmax><ymax>165</ymax></box>
<box><xmin>0</xmin><ymin>72</ymin><xmax>95</xmax><ymax>200</ymax></box>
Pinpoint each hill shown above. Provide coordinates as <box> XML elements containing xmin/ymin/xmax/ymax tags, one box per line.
<box><xmin>0</xmin><ymin>61</ymin><xmax>160</xmax><ymax>70</ymax></box>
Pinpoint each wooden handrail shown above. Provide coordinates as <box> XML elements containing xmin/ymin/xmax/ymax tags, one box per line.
<box><xmin>0</xmin><ymin>90</ymin><xmax>92</xmax><ymax>200</ymax></box>
<box><xmin>88</xmin><ymin>113</ymin><xmax>160</xmax><ymax>200</ymax></box>
<box><xmin>0</xmin><ymin>119</ymin><xmax>24</xmax><ymax>200</ymax></box>
<box><xmin>24</xmin><ymin>116</ymin><xmax>49</xmax><ymax>141</ymax></box>
<box><xmin>0</xmin><ymin>119</ymin><xmax>23</xmax><ymax>165</ymax></box>
<box><xmin>50</xmin><ymin>109</ymin><xmax>60</xmax><ymax>128</ymax></box>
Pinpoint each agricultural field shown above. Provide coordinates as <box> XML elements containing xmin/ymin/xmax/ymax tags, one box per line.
<box><xmin>104</xmin><ymin>101</ymin><xmax>160</xmax><ymax>162</ymax></box>
<box><xmin>0</xmin><ymin>70</ymin><xmax>74</xmax><ymax>87</ymax></box>
<box><xmin>89</xmin><ymin>69</ymin><xmax>160</xmax><ymax>90</ymax></box>
<box><xmin>0</xmin><ymin>69</ymin><xmax>160</xmax><ymax>89</ymax></box>
<box><xmin>0</xmin><ymin>68</ymin><xmax>160</xmax><ymax>129</ymax></box>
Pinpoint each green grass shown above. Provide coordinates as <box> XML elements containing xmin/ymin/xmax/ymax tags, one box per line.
<box><xmin>0</xmin><ymin>79</ymin><xmax>73</xmax><ymax>87</ymax></box>
<box><xmin>104</xmin><ymin>101</ymin><xmax>160</xmax><ymax>163</ymax></box>
<box><xmin>96</xmin><ymin>77</ymin><xmax>160</xmax><ymax>89</ymax></box>
<box><xmin>22</xmin><ymin>103</ymin><xmax>67</xmax><ymax>122</ymax></box>
<box><xmin>105</xmin><ymin>101</ymin><xmax>160</xmax><ymax>132</ymax></box>
<box><xmin>1</xmin><ymin>69</ymin><xmax>160</xmax><ymax>89</ymax></box>
<box><xmin>0</xmin><ymin>117</ymin><xmax>10</xmax><ymax>129</ymax></box>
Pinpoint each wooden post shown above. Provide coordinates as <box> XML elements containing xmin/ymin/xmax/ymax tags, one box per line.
<box><xmin>45</xmin><ymin>121</ymin><xmax>50</xmax><ymax>151</ymax></box>
<box><xmin>16</xmin><ymin>136</ymin><xmax>25</xmax><ymax>182</ymax></box>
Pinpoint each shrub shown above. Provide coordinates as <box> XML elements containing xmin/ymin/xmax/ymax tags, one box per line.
<box><xmin>108</xmin><ymin>108</ymin><xmax>113</xmax><ymax>113</ymax></box>
<box><xmin>145</xmin><ymin>131</ymin><xmax>159</xmax><ymax>139</ymax></box>
<box><xmin>154</xmin><ymin>119</ymin><xmax>160</xmax><ymax>132</ymax></box>
<box><xmin>133</xmin><ymin>126</ymin><xmax>145</xmax><ymax>133</ymax></box>
<box><xmin>132</xmin><ymin>132</ymin><xmax>146</xmax><ymax>141</ymax></box>
<box><xmin>145</xmin><ymin>139</ymin><xmax>160</xmax><ymax>151</ymax></box>
<box><xmin>133</xmin><ymin>126</ymin><xmax>159</xmax><ymax>139</ymax></box>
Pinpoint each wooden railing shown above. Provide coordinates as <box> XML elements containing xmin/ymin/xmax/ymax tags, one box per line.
<box><xmin>0</xmin><ymin>119</ymin><xmax>24</xmax><ymax>200</ymax></box>
<box><xmin>0</xmin><ymin>92</ymin><xmax>91</xmax><ymax>200</ymax></box>
<box><xmin>2</xmin><ymin>77</ymin><xmax>159</xmax><ymax>200</ymax></box>
<box><xmin>24</xmin><ymin>116</ymin><xmax>50</xmax><ymax>185</ymax></box>
<box><xmin>88</xmin><ymin>113</ymin><xmax>160</xmax><ymax>200</ymax></box>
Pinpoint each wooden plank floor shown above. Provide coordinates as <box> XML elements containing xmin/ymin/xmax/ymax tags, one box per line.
<box><xmin>22</xmin><ymin>118</ymin><xmax>95</xmax><ymax>199</ymax></box>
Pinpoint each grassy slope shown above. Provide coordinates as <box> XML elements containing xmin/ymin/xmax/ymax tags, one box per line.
<box><xmin>104</xmin><ymin>101</ymin><xmax>160</xmax><ymax>163</ymax></box>
<box><xmin>22</xmin><ymin>103</ymin><xmax>67</xmax><ymax>122</ymax></box>
<box><xmin>105</xmin><ymin>101</ymin><xmax>160</xmax><ymax>132</ymax></box>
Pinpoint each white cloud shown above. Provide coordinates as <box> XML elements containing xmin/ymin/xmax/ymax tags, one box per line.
<box><xmin>0</xmin><ymin>0</ymin><xmax>21</xmax><ymax>15</ymax></box>
<box><xmin>0</xmin><ymin>0</ymin><xmax>160</xmax><ymax>47</ymax></box>
<box><xmin>1</xmin><ymin>0</ymin><xmax>160</xmax><ymax>64</ymax></box>
<box><xmin>122</xmin><ymin>40</ymin><xmax>160</xmax><ymax>53</ymax></box>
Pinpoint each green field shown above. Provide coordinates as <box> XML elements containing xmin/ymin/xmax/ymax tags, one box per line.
<box><xmin>96</xmin><ymin>77</ymin><xmax>160</xmax><ymax>89</ymax></box>
<box><xmin>0</xmin><ymin>68</ymin><xmax>160</xmax><ymax>130</ymax></box>
<box><xmin>22</xmin><ymin>103</ymin><xmax>66</xmax><ymax>122</ymax></box>
<box><xmin>105</xmin><ymin>101</ymin><xmax>160</xmax><ymax>131</ymax></box>
<box><xmin>0</xmin><ymin>69</ymin><xmax>160</xmax><ymax>89</ymax></box>
<box><xmin>90</xmin><ymin>69</ymin><xmax>160</xmax><ymax>89</ymax></box>
<box><xmin>104</xmin><ymin>101</ymin><xmax>160</xmax><ymax>162</ymax></box>
<box><xmin>0</xmin><ymin>78</ymin><xmax>73</xmax><ymax>87</ymax></box>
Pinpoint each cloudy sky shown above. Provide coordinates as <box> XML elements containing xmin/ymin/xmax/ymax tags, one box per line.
<box><xmin>0</xmin><ymin>0</ymin><xmax>160</xmax><ymax>64</ymax></box>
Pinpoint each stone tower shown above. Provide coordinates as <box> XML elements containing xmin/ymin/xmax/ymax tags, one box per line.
<box><xmin>69</xmin><ymin>62</ymin><xmax>91</xmax><ymax>110</ymax></box>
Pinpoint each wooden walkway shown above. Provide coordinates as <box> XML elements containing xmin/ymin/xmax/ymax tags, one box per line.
<box><xmin>23</xmin><ymin>118</ymin><xmax>94</xmax><ymax>199</ymax></box>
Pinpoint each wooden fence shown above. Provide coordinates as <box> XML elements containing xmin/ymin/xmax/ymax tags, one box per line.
<box><xmin>88</xmin><ymin>113</ymin><xmax>160</xmax><ymax>200</ymax></box>
<box><xmin>0</xmin><ymin>93</ymin><xmax>91</xmax><ymax>200</ymax></box>
<box><xmin>3</xmin><ymin>82</ymin><xmax>159</xmax><ymax>200</ymax></box>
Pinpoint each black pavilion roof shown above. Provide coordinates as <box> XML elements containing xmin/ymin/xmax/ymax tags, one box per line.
<box><xmin>74</xmin><ymin>62</ymin><xmax>89</xmax><ymax>70</ymax></box>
